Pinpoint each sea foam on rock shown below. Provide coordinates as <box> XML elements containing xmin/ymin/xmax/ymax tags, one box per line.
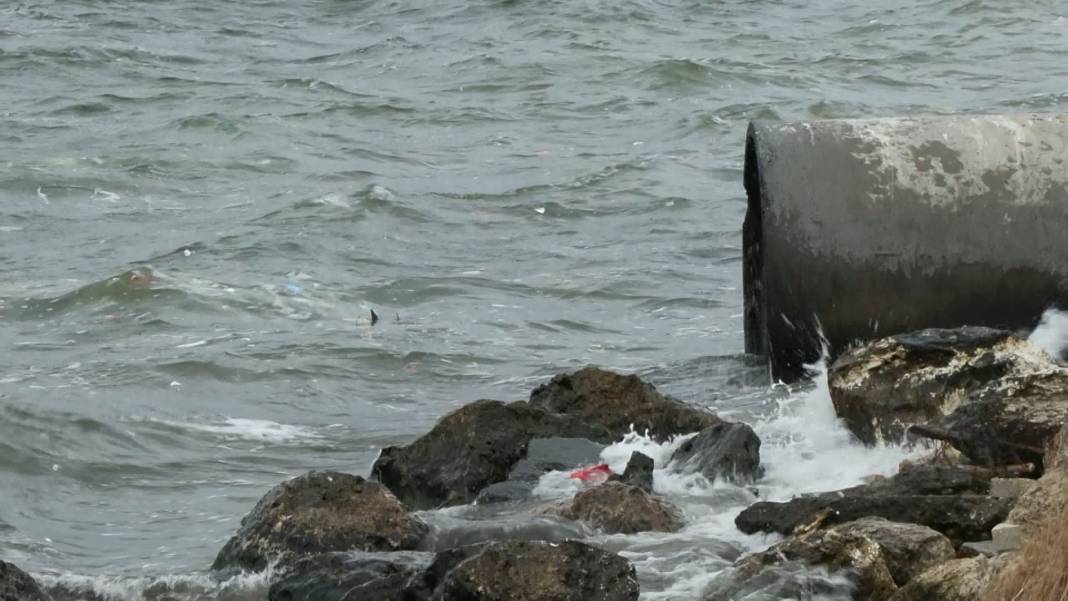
<box><xmin>829</xmin><ymin>326</ymin><xmax>1068</xmax><ymax>467</ymax></box>
<box><xmin>213</xmin><ymin>471</ymin><xmax>428</xmax><ymax>571</ymax></box>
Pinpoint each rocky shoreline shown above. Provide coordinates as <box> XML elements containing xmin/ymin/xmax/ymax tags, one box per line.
<box><xmin>2</xmin><ymin>329</ymin><xmax>1066</xmax><ymax>601</ymax></box>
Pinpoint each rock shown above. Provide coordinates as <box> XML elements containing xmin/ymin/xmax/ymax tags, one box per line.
<box><xmin>1046</xmin><ymin>422</ymin><xmax>1068</xmax><ymax>471</ymax></box>
<box><xmin>267</xmin><ymin>552</ymin><xmax>427</xmax><ymax>601</ymax></box>
<box><xmin>837</xmin><ymin>518</ymin><xmax>955</xmax><ymax>587</ymax></box>
<box><xmin>942</xmin><ymin>371</ymin><xmax>1068</xmax><ymax>466</ymax></box>
<box><xmin>704</xmin><ymin>523</ymin><xmax>898</xmax><ymax>601</ymax></box>
<box><xmin>476</xmin><ymin>437</ymin><xmax>604</xmax><ymax>505</ymax></box>
<box><xmin>439</xmin><ymin>540</ymin><xmax>640</xmax><ymax>601</ymax></box>
<box><xmin>736</xmin><ymin>495</ymin><xmax>1010</xmax><ymax>547</ymax></box>
<box><xmin>828</xmin><ymin>327</ymin><xmax>1029</xmax><ymax>445</ymax></box>
<box><xmin>1006</xmin><ymin>469</ymin><xmax>1068</xmax><ymax>533</ymax></box>
<box><xmin>373</xmin><ymin>400</ymin><xmax>603</xmax><ymax>510</ymax></box>
<box><xmin>0</xmin><ymin>561</ymin><xmax>50</xmax><ymax>601</ymax></box>
<box><xmin>989</xmin><ymin>477</ymin><xmax>1036</xmax><ymax>499</ymax></box>
<box><xmin>212</xmin><ymin>471</ymin><xmax>428</xmax><ymax>571</ymax></box>
<box><xmin>667</xmin><ymin>422</ymin><xmax>762</xmax><ymax>485</ymax></box>
<box><xmin>734</xmin><ymin>466</ymin><xmax>1009</xmax><ymax>545</ymax></box>
<box><xmin>557</xmin><ymin>482</ymin><xmax>683</xmax><ymax>534</ymax></box>
<box><xmin>608</xmin><ymin>452</ymin><xmax>654</xmax><ymax>492</ymax></box>
<box><xmin>405</xmin><ymin>544</ymin><xmax>489</xmax><ymax>601</ymax></box>
<box><xmin>529</xmin><ymin>367</ymin><xmax>721</xmax><ymax>443</ymax></box>
<box><xmin>707</xmin><ymin>519</ymin><xmax>953</xmax><ymax>601</ymax></box>
<box><xmin>886</xmin><ymin>556</ymin><xmax>993</xmax><ymax>601</ymax></box>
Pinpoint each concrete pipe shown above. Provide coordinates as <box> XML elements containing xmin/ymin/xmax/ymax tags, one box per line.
<box><xmin>743</xmin><ymin>114</ymin><xmax>1068</xmax><ymax>381</ymax></box>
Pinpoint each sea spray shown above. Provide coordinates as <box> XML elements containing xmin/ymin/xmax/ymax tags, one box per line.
<box><xmin>1028</xmin><ymin>308</ymin><xmax>1068</xmax><ymax>359</ymax></box>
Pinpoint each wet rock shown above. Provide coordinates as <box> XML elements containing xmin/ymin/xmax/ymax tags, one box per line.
<box><xmin>836</xmin><ymin>518</ymin><xmax>955</xmax><ymax>587</ymax></box>
<box><xmin>608</xmin><ymin>451</ymin><xmax>654</xmax><ymax>492</ymax></box>
<box><xmin>405</xmin><ymin>543</ymin><xmax>489</xmax><ymax>601</ymax></box>
<box><xmin>529</xmin><ymin>367</ymin><xmax>721</xmax><ymax>443</ymax></box>
<box><xmin>667</xmin><ymin>422</ymin><xmax>762</xmax><ymax>485</ymax></box>
<box><xmin>707</xmin><ymin>518</ymin><xmax>952</xmax><ymax>601</ymax></box>
<box><xmin>0</xmin><ymin>561</ymin><xmax>50</xmax><ymax>601</ymax></box>
<box><xmin>373</xmin><ymin>400</ymin><xmax>603</xmax><ymax>510</ymax></box>
<box><xmin>735</xmin><ymin>466</ymin><xmax>1010</xmax><ymax>545</ymax></box>
<box><xmin>213</xmin><ymin>471</ymin><xmax>428</xmax><ymax>571</ymax></box>
<box><xmin>886</xmin><ymin>556</ymin><xmax>994</xmax><ymax>601</ymax></box>
<box><xmin>475</xmin><ymin>437</ymin><xmax>604</xmax><ymax>505</ymax></box>
<box><xmin>704</xmin><ymin>523</ymin><xmax>898</xmax><ymax>601</ymax></box>
<box><xmin>557</xmin><ymin>482</ymin><xmax>683</xmax><ymax>534</ymax></box>
<box><xmin>439</xmin><ymin>540</ymin><xmax>640</xmax><ymax>601</ymax></box>
<box><xmin>827</xmin><ymin>327</ymin><xmax>1042</xmax><ymax>445</ymax></box>
<box><xmin>267</xmin><ymin>552</ymin><xmax>427</xmax><ymax>601</ymax></box>
<box><xmin>942</xmin><ymin>371</ymin><xmax>1068</xmax><ymax>466</ymax></box>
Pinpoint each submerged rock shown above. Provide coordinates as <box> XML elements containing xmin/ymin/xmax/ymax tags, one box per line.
<box><xmin>707</xmin><ymin>518</ymin><xmax>953</xmax><ymax>601</ymax></box>
<box><xmin>827</xmin><ymin>327</ymin><xmax>1032</xmax><ymax>445</ymax></box>
<box><xmin>373</xmin><ymin>400</ymin><xmax>602</xmax><ymax>510</ymax></box>
<box><xmin>667</xmin><ymin>422</ymin><xmax>762</xmax><ymax>485</ymax></box>
<box><xmin>212</xmin><ymin>471</ymin><xmax>428</xmax><ymax>571</ymax></box>
<box><xmin>529</xmin><ymin>367</ymin><xmax>721</xmax><ymax>442</ymax></box>
<box><xmin>557</xmin><ymin>482</ymin><xmax>683</xmax><ymax>534</ymax></box>
<box><xmin>608</xmin><ymin>451</ymin><xmax>654</xmax><ymax>492</ymax></box>
<box><xmin>268</xmin><ymin>552</ymin><xmax>427</xmax><ymax>601</ymax></box>
<box><xmin>439</xmin><ymin>540</ymin><xmax>640</xmax><ymax>601</ymax></box>
<box><xmin>475</xmin><ymin>437</ymin><xmax>604</xmax><ymax>505</ymax></box>
<box><xmin>734</xmin><ymin>466</ymin><xmax>1009</xmax><ymax>545</ymax></box>
<box><xmin>886</xmin><ymin>556</ymin><xmax>994</xmax><ymax>601</ymax></box>
<box><xmin>0</xmin><ymin>561</ymin><xmax>50</xmax><ymax>601</ymax></box>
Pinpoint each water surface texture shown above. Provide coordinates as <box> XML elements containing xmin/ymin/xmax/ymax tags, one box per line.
<box><xmin>3</xmin><ymin>0</ymin><xmax>1068</xmax><ymax>598</ymax></box>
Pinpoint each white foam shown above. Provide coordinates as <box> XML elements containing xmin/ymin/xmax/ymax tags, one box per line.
<box><xmin>1028</xmin><ymin>308</ymin><xmax>1068</xmax><ymax>359</ymax></box>
<box><xmin>156</xmin><ymin>418</ymin><xmax>324</xmax><ymax>443</ymax></box>
<box><xmin>35</xmin><ymin>565</ymin><xmax>273</xmax><ymax>601</ymax></box>
<box><xmin>754</xmin><ymin>363</ymin><xmax>918</xmax><ymax>502</ymax></box>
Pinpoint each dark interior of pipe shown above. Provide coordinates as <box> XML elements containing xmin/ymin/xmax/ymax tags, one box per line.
<box><xmin>742</xmin><ymin>124</ymin><xmax>765</xmax><ymax>358</ymax></box>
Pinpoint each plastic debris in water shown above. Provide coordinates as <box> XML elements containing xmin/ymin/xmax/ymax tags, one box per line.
<box><xmin>371</xmin><ymin>309</ymin><xmax>379</xmax><ymax>326</ymax></box>
<box><xmin>569</xmin><ymin>463</ymin><xmax>613</xmax><ymax>484</ymax></box>
<box><xmin>281</xmin><ymin>283</ymin><xmax>303</xmax><ymax>295</ymax></box>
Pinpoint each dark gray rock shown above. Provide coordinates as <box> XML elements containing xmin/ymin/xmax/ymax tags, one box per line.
<box><xmin>404</xmin><ymin>544</ymin><xmax>489</xmax><ymax>601</ymax></box>
<box><xmin>557</xmin><ymin>482</ymin><xmax>683</xmax><ymax>534</ymax></box>
<box><xmin>0</xmin><ymin>561</ymin><xmax>50</xmax><ymax>601</ymax></box>
<box><xmin>529</xmin><ymin>367</ymin><xmax>721</xmax><ymax>443</ymax></box>
<box><xmin>608</xmin><ymin>451</ymin><xmax>654</xmax><ymax>492</ymax></box>
<box><xmin>213</xmin><ymin>471</ymin><xmax>428</xmax><ymax>571</ymax></box>
<box><xmin>267</xmin><ymin>552</ymin><xmax>428</xmax><ymax>601</ymax></box>
<box><xmin>439</xmin><ymin>540</ymin><xmax>639</xmax><ymax>601</ymax></box>
<box><xmin>736</xmin><ymin>494</ymin><xmax>1010</xmax><ymax>546</ymax></box>
<box><xmin>668</xmin><ymin>422</ymin><xmax>762</xmax><ymax>485</ymax></box>
<box><xmin>373</xmin><ymin>400</ymin><xmax>604</xmax><ymax>510</ymax></box>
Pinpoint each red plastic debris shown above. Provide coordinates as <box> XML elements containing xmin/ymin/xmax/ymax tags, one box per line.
<box><xmin>569</xmin><ymin>463</ymin><xmax>613</xmax><ymax>483</ymax></box>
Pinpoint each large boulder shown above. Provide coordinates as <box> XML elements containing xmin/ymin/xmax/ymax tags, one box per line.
<box><xmin>886</xmin><ymin>556</ymin><xmax>993</xmax><ymax>601</ymax></box>
<box><xmin>942</xmin><ymin>372</ymin><xmax>1068</xmax><ymax>466</ymax></box>
<box><xmin>267</xmin><ymin>553</ymin><xmax>427</xmax><ymax>601</ymax></box>
<box><xmin>0</xmin><ymin>561</ymin><xmax>50</xmax><ymax>601</ymax></box>
<box><xmin>373</xmin><ymin>400</ymin><xmax>603</xmax><ymax>510</ymax></box>
<box><xmin>735</xmin><ymin>466</ymin><xmax>1009</xmax><ymax>545</ymax></box>
<box><xmin>529</xmin><ymin>367</ymin><xmax>721</xmax><ymax>442</ymax></box>
<box><xmin>667</xmin><ymin>422</ymin><xmax>762</xmax><ymax>485</ymax></box>
<box><xmin>213</xmin><ymin>471</ymin><xmax>428</xmax><ymax>571</ymax></box>
<box><xmin>706</xmin><ymin>519</ymin><xmax>953</xmax><ymax>601</ymax></box>
<box><xmin>827</xmin><ymin>327</ymin><xmax>1045</xmax><ymax>445</ymax></box>
<box><xmin>438</xmin><ymin>540</ymin><xmax>640</xmax><ymax>601</ymax></box>
<box><xmin>557</xmin><ymin>482</ymin><xmax>683</xmax><ymax>534</ymax></box>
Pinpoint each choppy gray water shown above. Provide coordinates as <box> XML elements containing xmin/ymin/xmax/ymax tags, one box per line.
<box><xmin>3</xmin><ymin>1</ymin><xmax>1068</xmax><ymax>598</ymax></box>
